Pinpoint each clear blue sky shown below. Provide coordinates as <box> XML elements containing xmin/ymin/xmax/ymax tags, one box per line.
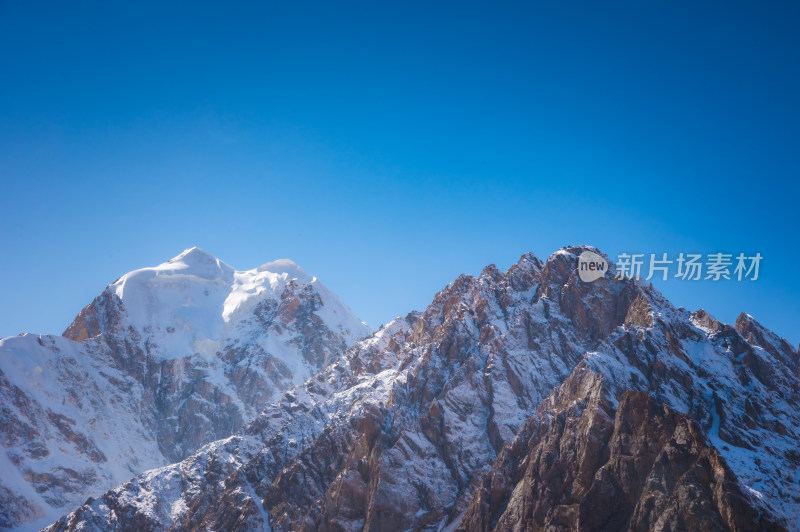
<box><xmin>1</xmin><ymin>1</ymin><xmax>798</xmax><ymax>346</ymax></box>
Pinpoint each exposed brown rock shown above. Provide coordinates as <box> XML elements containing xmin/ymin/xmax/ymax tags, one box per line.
<box><xmin>735</xmin><ymin>312</ymin><xmax>798</xmax><ymax>370</ymax></box>
<box><xmin>625</xmin><ymin>291</ymin><xmax>654</xmax><ymax>328</ymax></box>
<box><xmin>63</xmin><ymin>290</ymin><xmax>124</xmax><ymax>342</ymax></box>
<box><xmin>458</xmin><ymin>365</ymin><xmax>783</xmax><ymax>532</ymax></box>
<box><xmin>692</xmin><ymin>309</ymin><xmax>724</xmax><ymax>334</ymax></box>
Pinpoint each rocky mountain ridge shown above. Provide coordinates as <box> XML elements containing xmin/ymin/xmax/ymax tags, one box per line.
<box><xmin>43</xmin><ymin>246</ymin><xmax>799</xmax><ymax>531</ymax></box>
<box><xmin>0</xmin><ymin>248</ymin><xmax>370</xmax><ymax>530</ymax></box>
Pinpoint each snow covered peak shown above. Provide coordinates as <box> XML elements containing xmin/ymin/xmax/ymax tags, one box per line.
<box><xmin>256</xmin><ymin>258</ymin><xmax>314</xmax><ymax>283</ymax></box>
<box><xmin>67</xmin><ymin>249</ymin><xmax>370</xmax><ymax>360</ymax></box>
<box><xmin>158</xmin><ymin>247</ymin><xmax>235</xmax><ymax>280</ymax></box>
<box><xmin>4</xmin><ymin>249</ymin><xmax>373</xmax><ymax>530</ymax></box>
<box><xmin>110</xmin><ymin>247</ymin><xmax>235</xmax><ymax>303</ymax></box>
<box><xmin>548</xmin><ymin>244</ymin><xmax>610</xmax><ymax>263</ymax></box>
<box><xmin>171</xmin><ymin>246</ymin><xmax>218</xmax><ymax>261</ymax></box>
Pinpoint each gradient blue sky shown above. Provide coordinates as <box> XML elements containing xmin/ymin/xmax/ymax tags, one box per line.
<box><xmin>1</xmin><ymin>1</ymin><xmax>798</xmax><ymax>345</ymax></box>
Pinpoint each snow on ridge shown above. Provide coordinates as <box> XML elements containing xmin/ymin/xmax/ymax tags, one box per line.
<box><xmin>34</xmin><ymin>247</ymin><xmax>800</xmax><ymax>531</ymax></box>
<box><xmin>103</xmin><ymin>248</ymin><xmax>370</xmax><ymax>360</ymax></box>
<box><xmin>1</xmin><ymin>248</ymin><xmax>374</xmax><ymax>531</ymax></box>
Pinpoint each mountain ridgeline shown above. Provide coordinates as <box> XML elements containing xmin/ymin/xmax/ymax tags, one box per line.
<box><xmin>1</xmin><ymin>246</ymin><xmax>798</xmax><ymax>531</ymax></box>
<box><xmin>0</xmin><ymin>248</ymin><xmax>370</xmax><ymax>530</ymax></box>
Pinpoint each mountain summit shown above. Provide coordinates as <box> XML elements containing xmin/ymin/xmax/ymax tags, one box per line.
<box><xmin>44</xmin><ymin>246</ymin><xmax>800</xmax><ymax>531</ymax></box>
<box><xmin>0</xmin><ymin>250</ymin><xmax>371</xmax><ymax>530</ymax></box>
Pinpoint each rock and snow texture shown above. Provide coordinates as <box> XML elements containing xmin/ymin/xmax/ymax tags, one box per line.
<box><xmin>0</xmin><ymin>248</ymin><xmax>371</xmax><ymax>531</ymax></box>
<box><xmin>456</xmin><ymin>365</ymin><xmax>782</xmax><ymax>531</ymax></box>
<box><xmin>43</xmin><ymin>246</ymin><xmax>800</xmax><ymax>531</ymax></box>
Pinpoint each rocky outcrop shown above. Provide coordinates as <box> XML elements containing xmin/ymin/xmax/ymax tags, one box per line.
<box><xmin>62</xmin><ymin>289</ymin><xmax>124</xmax><ymax>342</ymax></box>
<box><xmin>457</xmin><ymin>364</ymin><xmax>782</xmax><ymax>531</ymax></box>
<box><xmin>734</xmin><ymin>312</ymin><xmax>798</xmax><ymax>371</ymax></box>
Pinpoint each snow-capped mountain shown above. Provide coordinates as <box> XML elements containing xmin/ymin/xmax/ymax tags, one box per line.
<box><xmin>0</xmin><ymin>248</ymin><xmax>371</xmax><ymax>530</ymax></box>
<box><xmin>44</xmin><ymin>246</ymin><xmax>800</xmax><ymax>531</ymax></box>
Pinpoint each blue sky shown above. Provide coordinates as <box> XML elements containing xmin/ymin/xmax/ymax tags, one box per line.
<box><xmin>1</xmin><ymin>1</ymin><xmax>798</xmax><ymax>346</ymax></box>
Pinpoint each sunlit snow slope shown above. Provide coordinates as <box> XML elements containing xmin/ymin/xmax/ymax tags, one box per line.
<box><xmin>0</xmin><ymin>248</ymin><xmax>370</xmax><ymax>531</ymax></box>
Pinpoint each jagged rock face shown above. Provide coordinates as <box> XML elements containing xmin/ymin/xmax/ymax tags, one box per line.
<box><xmin>0</xmin><ymin>248</ymin><xmax>370</xmax><ymax>530</ymax></box>
<box><xmin>42</xmin><ymin>246</ymin><xmax>800</xmax><ymax>532</ymax></box>
<box><xmin>62</xmin><ymin>289</ymin><xmax>123</xmax><ymax>342</ymax></box>
<box><xmin>585</xmin><ymin>301</ymin><xmax>800</xmax><ymax>515</ymax></box>
<box><xmin>734</xmin><ymin>312</ymin><xmax>798</xmax><ymax>372</ymax></box>
<box><xmin>457</xmin><ymin>365</ymin><xmax>782</xmax><ymax>531</ymax></box>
